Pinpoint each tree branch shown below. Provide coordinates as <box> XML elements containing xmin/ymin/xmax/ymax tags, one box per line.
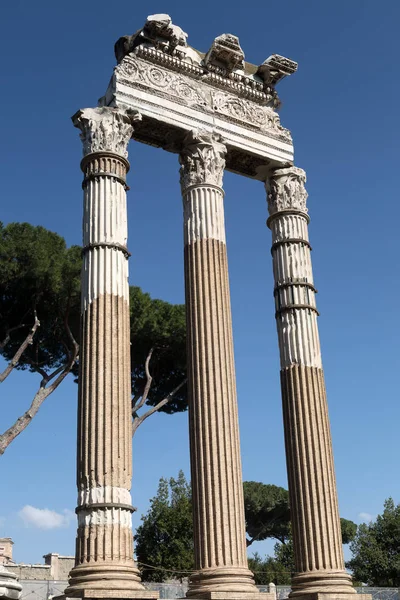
<box><xmin>132</xmin><ymin>378</ymin><xmax>187</xmax><ymax>437</ymax></box>
<box><xmin>246</xmin><ymin>537</ymin><xmax>255</xmax><ymax>547</ymax></box>
<box><xmin>131</xmin><ymin>347</ymin><xmax>154</xmax><ymax>415</ymax></box>
<box><xmin>64</xmin><ymin>308</ymin><xmax>79</xmax><ymax>359</ymax></box>
<box><xmin>278</xmin><ymin>536</ymin><xmax>288</xmax><ymax>545</ymax></box>
<box><xmin>24</xmin><ymin>357</ymin><xmax>48</xmax><ymax>381</ymax></box>
<box><xmin>0</xmin><ymin>323</ymin><xmax>31</xmax><ymax>350</ymax></box>
<box><xmin>0</xmin><ymin>313</ymin><xmax>40</xmax><ymax>384</ymax></box>
<box><xmin>0</xmin><ymin>332</ymin><xmax>79</xmax><ymax>456</ymax></box>
<box><xmin>131</xmin><ymin>393</ymin><xmax>141</xmax><ymax>413</ymax></box>
<box><xmin>42</xmin><ymin>363</ymin><xmax>67</xmax><ymax>386</ymax></box>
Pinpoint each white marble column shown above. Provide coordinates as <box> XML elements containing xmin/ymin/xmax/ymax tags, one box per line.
<box><xmin>180</xmin><ymin>130</ymin><xmax>260</xmax><ymax>600</ymax></box>
<box><xmin>66</xmin><ymin>107</ymin><xmax>157</xmax><ymax>600</ymax></box>
<box><xmin>266</xmin><ymin>167</ymin><xmax>357</xmax><ymax>600</ymax></box>
<box><xmin>0</xmin><ymin>566</ymin><xmax>22</xmax><ymax>600</ymax></box>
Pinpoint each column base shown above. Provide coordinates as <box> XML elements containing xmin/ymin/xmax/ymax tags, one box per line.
<box><xmin>289</xmin><ymin>595</ymin><xmax>371</xmax><ymax>600</ymax></box>
<box><xmin>56</xmin><ymin>595</ymin><xmax>157</xmax><ymax>600</ymax></box>
<box><xmin>57</xmin><ymin>595</ymin><xmax>158</xmax><ymax>600</ymax></box>
<box><xmin>186</xmin><ymin>593</ymin><xmax>275</xmax><ymax>600</ymax></box>
<box><xmin>289</xmin><ymin>570</ymin><xmax>357</xmax><ymax>598</ymax></box>
<box><xmin>186</xmin><ymin>567</ymin><xmax>260</xmax><ymax>599</ymax></box>
<box><xmin>66</xmin><ymin>563</ymin><xmax>157</xmax><ymax>600</ymax></box>
<box><xmin>71</xmin><ymin>593</ymin><xmax>158</xmax><ymax>599</ymax></box>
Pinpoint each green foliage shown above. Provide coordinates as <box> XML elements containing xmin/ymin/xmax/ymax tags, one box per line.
<box><xmin>243</xmin><ymin>481</ymin><xmax>290</xmax><ymax>545</ymax></box>
<box><xmin>346</xmin><ymin>498</ymin><xmax>400</xmax><ymax>586</ymax></box>
<box><xmin>270</xmin><ymin>517</ymin><xmax>358</xmax><ymax>580</ymax></box>
<box><xmin>0</xmin><ymin>222</ymin><xmax>187</xmax><ymax>412</ymax></box>
<box><xmin>243</xmin><ymin>480</ymin><xmax>356</xmax><ymax>554</ymax></box>
<box><xmin>340</xmin><ymin>518</ymin><xmax>358</xmax><ymax>545</ymax></box>
<box><xmin>135</xmin><ymin>471</ymin><xmax>194</xmax><ymax>582</ymax></box>
<box><xmin>0</xmin><ymin>222</ymin><xmax>81</xmax><ymax>374</ymax></box>
<box><xmin>248</xmin><ymin>552</ymin><xmax>292</xmax><ymax>585</ymax></box>
<box><xmin>130</xmin><ymin>287</ymin><xmax>187</xmax><ymax>414</ymax></box>
<box><xmin>136</xmin><ymin>475</ymin><xmax>359</xmax><ymax>584</ymax></box>
<box><xmin>273</xmin><ymin>536</ymin><xmax>294</xmax><ymax>573</ymax></box>
<box><xmin>136</xmin><ymin>478</ymin><xmax>294</xmax><ymax>581</ymax></box>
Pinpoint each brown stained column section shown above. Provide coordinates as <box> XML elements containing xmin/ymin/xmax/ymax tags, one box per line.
<box><xmin>66</xmin><ymin>107</ymin><xmax>157</xmax><ymax>600</ymax></box>
<box><xmin>265</xmin><ymin>167</ymin><xmax>357</xmax><ymax>600</ymax></box>
<box><xmin>180</xmin><ymin>130</ymin><xmax>259</xmax><ymax>600</ymax></box>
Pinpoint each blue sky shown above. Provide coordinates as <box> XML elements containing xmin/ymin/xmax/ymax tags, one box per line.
<box><xmin>0</xmin><ymin>0</ymin><xmax>399</xmax><ymax>567</ymax></box>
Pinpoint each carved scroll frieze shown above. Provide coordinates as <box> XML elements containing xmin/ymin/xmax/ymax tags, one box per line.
<box><xmin>115</xmin><ymin>57</ymin><xmax>291</xmax><ymax>142</ymax></box>
<box><xmin>266</xmin><ymin>166</ymin><xmax>308</xmax><ymax>216</ymax></box>
<box><xmin>211</xmin><ymin>91</ymin><xmax>289</xmax><ymax>139</ymax></box>
<box><xmin>117</xmin><ymin>58</ymin><xmax>208</xmax><ymax>108</ymax></box>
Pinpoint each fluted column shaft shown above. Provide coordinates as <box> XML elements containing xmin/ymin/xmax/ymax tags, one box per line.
<box><xmin>180</xmin><ymin>131</ymin><xmax>257</xmax><ymax>599</ymax></box>
<box><xmin>67</xmin><ymin>107</ymin><xmax>155</xmax><ymax>599</ymax></box>
<box><xmin>266</xmin><ymin>167</ymin><xmax>355</xmax><ymax>598</ymax></box>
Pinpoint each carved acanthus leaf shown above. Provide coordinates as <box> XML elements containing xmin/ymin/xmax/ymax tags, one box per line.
<box><xmin>179</xmin><ymin>130</ymin><xmax>226</xmax><ymax>192</ymax></box>
<box><xmin>72</xmin><ymin>107</ymin><xmax>141</xmax><ymax>158</ymax></box>
<box><xmin>266</xmin><ymin>167</ymin><xmax>308</xmax><ymax>216</ymax></box>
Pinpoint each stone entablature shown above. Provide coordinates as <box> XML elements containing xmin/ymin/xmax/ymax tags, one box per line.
<box><xmin>100</xmin><ymin>14</ymin><xmax>297</xmax><ymax>180</ymax></box>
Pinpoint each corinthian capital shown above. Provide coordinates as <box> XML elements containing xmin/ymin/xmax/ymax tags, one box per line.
<box><xmin>72</xmin><ymin>107</ymin><xmax>141</xmax><ymax>158</ymax></box>
<box><xmin>179</xmin><ymin>130</ymin><xmax>226</xmax><ymax>193</ymax></box>
<box><xmin>266</xmin><ymin>166</ymin><xmax>308</xmax><ymax>217</ymax></box>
